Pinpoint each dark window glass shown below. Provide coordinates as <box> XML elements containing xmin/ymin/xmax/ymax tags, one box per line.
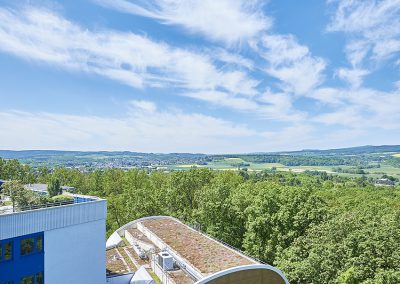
<box><xmin>35</xmin><ymin>236</ymin><xmax>43</xmax><ymax>253</ymax></box>
<box><xmin>20</xmin><ymin>275</ymin><xmax>34</xmax><ymax>284</ymax></box>
<box><xmin>21</xmin><ymin>238</ymin><xmax>34</xmax><ymax>255</ymax></box>
<box><xmin>35</xmin><ymin>272</ymin><xmax>43</xmax><ymax>284</ymax></box>
<box><xmin>4</xmin><ymin>242</ymin><xmax>12</xmax><ymax>260</ymax></box>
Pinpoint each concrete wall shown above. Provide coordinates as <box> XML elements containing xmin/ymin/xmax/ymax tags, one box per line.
<box><xmin>45</xmin><ymin>219</ymin><xmax>106</xmax><ymax>284</ymax></box>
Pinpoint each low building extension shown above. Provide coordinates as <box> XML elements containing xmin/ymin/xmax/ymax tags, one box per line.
<box><xmin>0</xmin><ymin>194</ymin><xmax>107</xmax><ymax>284</ymax></box>
<box><xmin>106</xmin><ymin>216</ymin><xmax>289</xmax><ymax>284</ymax></box>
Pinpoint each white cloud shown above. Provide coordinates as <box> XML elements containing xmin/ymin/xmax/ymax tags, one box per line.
<box><xmin>94</xmin><ymin>0</ymin><xmax>271</xmax><ymax>44</ymax></box>
<box><xmin>308</xmin><ymin>87</ymin><xmax>346</xmax><ymax>106</ymax></box>
<box><xmin>328</xmin><ymin>0</ymin><xmax>400</xmax><ymax>64</ymax></box>
<box><xmin>0</xmin><ymin>4</ymin><xmax>278</xmax><ymax>127</ymax></box>
<box><xmin>335</xmin><ymin>67</ymin><xmax>369</xmax><ymax>88</ymax></box>
<box><xmin>0</xmin><ymin>108</ymin><xmax>261</xmax><ymax>153</ymax></box>
<box><xmin>0</xmin><ymin>106</ymin><xmax>331</xmax><ymax>153</ymax></box>
<box><xmin>260</xmin><ymin>124</ymin><xmax>315</xmax><ymax>150</ymax></box>
<box><xmin>183</xmin><ymin>90</ymin><xmax>305</xmax><ymax>122</ymax></box>
<box><xmin>344</xmin><ymin>40</ymin><xmax>370</xmax><ymax>67</ymax></box>
<box><xmin>313</xmin><ymin>87</ymin><xmax>400</xmax><ymax>130</ymax></box>
<box><xmin>253</xmin><ymin>34</ymin><xmax>326</xmax><ymax>95</ymax></box>
<box><xmin>213</xmin><ymin>49</ymin><xmax>255</xmax><ymax>70</ymax></box>
<box><xmin>313</xmin><ymin>106</ymin><xmax>363</xmax><ymax>126</ymax></box>
<box><xmin>0</xmin><ymin>6</ymin><xmax>259</xmax><ymax>96</ymax></box>
<box><xmin>130</xmin><ymin>100</ymin><xmax>157</xmax><ymax>113</ymax></box>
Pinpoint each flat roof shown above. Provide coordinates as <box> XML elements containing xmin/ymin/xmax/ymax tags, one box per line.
<box><xmin>142</xmin><ymin>218</ymin><xmax>256</xmax><ymax>276</ymax></box>
<box><xmin>24</xmin><ymin>183</ymin><xmax>48</xmax><ymax>192</ymax></box>
<box><xmin>106</xmin><ymin>248</ymin><xmax>133</xmax><ymax>276</ymax></box>
<box><xmin>0</xmin><ymin>193</ymin><xmax>102</xmax><ymax>215</ymax></box>
<box><xmin>108</xmin><ymin>216</ymin><xmax>289</xmax><ymax>284</ymax></box>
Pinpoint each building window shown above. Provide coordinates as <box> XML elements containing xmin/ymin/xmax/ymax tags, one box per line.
<box><xmin>4</xmin><ymin>242</ymin><xmax>12</xmax><ymax>260</ymax></box>
<box><xmin>35</xmin><ymin>236</ymin><xmax>43</xmax><ymax>253</ymax></box>
<box><xmin>20</xmin><ymin>275</ymin><xmax>34</xmax><ymax>284</ymax></box>
<box><xmin>21</xmin><ymin>238</ymin><xmax>34</xmax><ymax>256</ymax></box>
<box><xmin>35</xmin><ymin>272</ymin><xmax>43</xmax><ymax>284</ymax></box>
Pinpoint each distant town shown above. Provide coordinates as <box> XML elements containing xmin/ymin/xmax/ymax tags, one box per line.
<box><xmin>0</xmin><ymin>145</ymin><xmax>399</xmax><ymax>185</ymax></box>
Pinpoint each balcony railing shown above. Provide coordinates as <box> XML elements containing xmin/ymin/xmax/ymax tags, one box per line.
<box><xmin>19</xmin><ymin>200</ymin><xmax>75</xmax><ymax>212</ymax></box>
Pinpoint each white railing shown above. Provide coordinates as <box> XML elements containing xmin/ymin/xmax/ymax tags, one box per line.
<box><xmin>19</xmin><ymin>200</ymin><xmax>74</xmax><ymax>211</ymax></box>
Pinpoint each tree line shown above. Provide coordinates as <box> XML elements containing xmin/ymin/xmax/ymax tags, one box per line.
<box><xmin>1</xmin><ymin>158</ymin><xmax>400</xmax><ymax>283</ymax></box>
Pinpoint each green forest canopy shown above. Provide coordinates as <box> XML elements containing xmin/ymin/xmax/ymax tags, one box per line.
<box><xmin>0</xmin><ymin>158</ymin><xmax>399</xmax><ymax>284</ymax></box>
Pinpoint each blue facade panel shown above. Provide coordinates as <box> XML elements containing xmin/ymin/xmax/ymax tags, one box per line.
<box><xmin>0</xmin><ymin>232</ymin><xmax>44</xmax><ymax>284</ymax></box>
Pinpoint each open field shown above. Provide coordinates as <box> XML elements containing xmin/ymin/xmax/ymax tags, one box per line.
<box><xmin>168</xmin><ymin>158</ymin><xmax>400</xmax><ymax>179</ymax></box>
<box><xmin>393</xmin><ymin>153</ymin><xmax>400</xmax><ymax>157</ymax></box>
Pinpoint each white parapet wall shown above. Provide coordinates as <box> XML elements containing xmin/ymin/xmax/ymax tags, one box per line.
<box><xmin>0</xmin><ymin>199</ymin><xmax>107</xmax><ymax>240</ymax></box>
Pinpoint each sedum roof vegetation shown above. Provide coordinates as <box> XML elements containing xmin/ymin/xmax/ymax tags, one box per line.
<box><xmin>126</xmin><ymin>227</ymin><xmax>154</xmax><ymax>246</ymax></box>
<box><xmin>106</xmin><ymin>248</ymin><xmax>130</xmax><ymax>275</ymax></box>
<box><xmin>142</xmin><ymin>218</ymin><xmax>255</xmax><ymax>275</ymax></box>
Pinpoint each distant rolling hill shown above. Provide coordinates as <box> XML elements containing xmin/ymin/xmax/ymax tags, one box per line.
<box><xmin>1</xmin><ymin>145</ymin><xmax>399</xmax><ymax>159</ymax></box>
<box><xmin>281</xmin><ymin>145</ymin><xmax>400</xmax><ymax>156</ymax></box>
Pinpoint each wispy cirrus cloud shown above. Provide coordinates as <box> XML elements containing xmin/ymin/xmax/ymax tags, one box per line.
<box><xmin>328</xmin><ymin>0</ymin><xmax>400</xmax><ymax>65</ymax></box>
<box><xmin>313</xmin><ymin>86</ymin><xmax>400</xmax><ymax>130</ymax></box>
<box><xmin>93</xmin><ymin>0</ymin><xmax>271</xmax><ymax>44</ymax></box>
<box><xmin>0</xmin><ymin>103</ymin><xmax>342</xmax><ymax>153</ymax></box>
<box><xmin>1</xmin><ymin>1</ymin><xmax>399</xmax><ymax>153</ymax></box>
<box><xmin>0</xmin><ymin>5</ymin><xmax>315</xmax><ymax>123</ymax></box>
<box><xmin>0</xmin><ymin>106</ymin><xmax>259</xmax><ymax>153</ymax></box>
<box><xmin>252</xmin><ymin>34</ymin><xmax>326</xmax><ymax>95</ymax></box>
<box><xmin>0</xmin><ymin>6</ymin><xmax>268</xmax><ymax>113</ymax></box>
<box><xmin>182</xmin><ymin>90</ymin><xmax>305</xmax><ymax>122</ymax></box>
<box><xmin>0</xmin><ymin>6</ymin><xmax>259</xmax><ymax>96</ymax></box>
<box><xmin>320</xmin><ymin>0</ymin><xmax>400</xmax><ymax>132</ymax></box>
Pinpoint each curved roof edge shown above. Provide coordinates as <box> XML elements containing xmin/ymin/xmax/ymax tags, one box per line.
<box><xmin>193</xmin><ymin>264</ymin><xmax>289</xmax><ymax>284</ymax></box>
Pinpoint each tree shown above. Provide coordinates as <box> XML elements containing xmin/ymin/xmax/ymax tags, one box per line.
<box><xmin>48</xmin><ymin>177</ymin><xmax>62</xmax><ymax>197</ymax></box>
<box><xmin>3</xmin><ymin>180</ymin><xmax>24</xmax><ymax>212</ymax></box>
<box><xmin>3</xmin><ymin>181</ymin><xmax>44</xmax><ymax>210</ymax></box>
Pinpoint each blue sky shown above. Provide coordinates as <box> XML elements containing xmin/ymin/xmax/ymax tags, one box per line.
<box><xmin>0</xmin><ymin>0</ymin><xmax>399</xmax><ymax>153</ymax></box>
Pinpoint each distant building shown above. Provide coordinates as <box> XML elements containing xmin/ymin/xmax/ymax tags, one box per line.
<box><xmin>24</xmin><ymin>184</ymin><xmax>48</xmax><ymax>196</ymax></box>
<box><xmin>375</xmin><ymin>178</ymin><xmax>395</xmax><ymax>186</ymax></box>
<box><xmin>0</xmin><ymin>194</ymin><xmax>107</xmax><ymax>284</ymax></box>
<box><xmin>23</xmin><ymin>183</ymin><xmax>76</xmax><ymax>196</ymax></box>
<box><xmin>106</xmin><ymin>216</ymin><xmax>289</xmax><ymax>284</ymax></box>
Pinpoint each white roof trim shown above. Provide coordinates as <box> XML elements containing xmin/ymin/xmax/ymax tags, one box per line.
<box><xmin>193</xmin><ymin>264</ymin><xmax>289</xmax><ymax>284</ymax></box>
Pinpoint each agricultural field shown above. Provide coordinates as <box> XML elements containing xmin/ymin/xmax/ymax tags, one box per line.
<box><xmin>2</xmin><ymin>146</ymin><xmax>400</xmax><ymax>181</ymax></box>
<box><xmin>168</xmin><ymin>157</ymin><xmax>400</xmax><ymax>180</ymax></box>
